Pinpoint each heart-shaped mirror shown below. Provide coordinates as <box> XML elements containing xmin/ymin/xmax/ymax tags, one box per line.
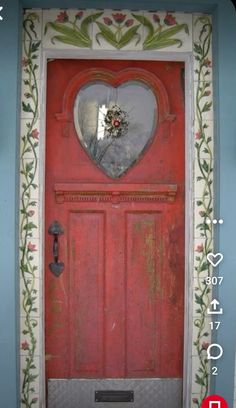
<box><xmin>73</xmin><ymin>80</ymin><xmax>158</xmax><ymax>178</ymax></box>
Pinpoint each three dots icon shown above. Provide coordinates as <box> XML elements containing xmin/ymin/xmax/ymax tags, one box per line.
<box><xmin>206</xmin><ymin>218</ymin><xmax>224</xmax><ymax>225</ymax></box>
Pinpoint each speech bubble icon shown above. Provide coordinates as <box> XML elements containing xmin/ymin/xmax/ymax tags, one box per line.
<box><xmin>207</xmin><ymin>344</ymin><xmax>223</xmax><ymax>360</ymax></box>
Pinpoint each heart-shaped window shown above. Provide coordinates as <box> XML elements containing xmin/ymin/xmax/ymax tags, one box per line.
<box><xmin>73</xmin><ymin>80</ymin><xmax>158</xmax><ymax>178</ymax></box>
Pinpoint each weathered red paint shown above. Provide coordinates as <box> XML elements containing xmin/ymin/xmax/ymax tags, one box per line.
<box><xmin>45</xmin><ymin>60</ymin><xmax>185</xmax><ymax>380</ymax></box>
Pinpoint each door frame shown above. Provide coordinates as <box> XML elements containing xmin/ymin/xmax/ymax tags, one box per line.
<box><xmin>38</xmin><ymin>49</ymin><xmax>194</xmax><ymax>406</ymax></box>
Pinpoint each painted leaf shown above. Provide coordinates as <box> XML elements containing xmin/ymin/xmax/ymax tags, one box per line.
<box><xmin>157</xmin><ymin>24</ymin><xmax>188</xmax><ymax>40</ymax></box>
<box><xmin>118</xmin><ymin>24</ymin><xmax>141</xmax><ymax>49</ymax></box>
<box><xmin>202</xmin><ymin>101</ymin><xmax>212</xmax><ymax>112</ymax></box>
<box><xmin>30</xmin><ymin>41</ymin><xmax>41</xmax><ymax>53</ymax></box>
<box><xmin>80</xmin><ymin>12</ymin><xmax>103</xmax><ymax>37</ymax></box>
<box><xmin>45</xmin><ymin>22</ymin><xmax>90</xmax><ymax>46</ymax></box>
<box><xmin>96</xmin><ymin>22</ymin><xmax>117</xmax><ymax>47</ymax></box>
<box><xmin>22</xmin><ymin>101</ymin><xmax>33</xmax><ymax>113</ymax></box>
<box><xmin>144</xmin><ymin>24</ymin><xmax>188</xmax><ymax>49</ymax></box>
<box><xmin>144</xmin><ymin>38</ymin><xmax>182</xmax><ymax>50</ymax></box>
<box><xmin>194</xmin><ymin>43</ymin><xmax>202</xmax><ymax>54</ymax></box>
<box><xmin>132</xmin><ymin>13</ymin><xmax>154</xmax><ymax>42</ymax></box>
<box><xmin>51</xmin><ymin>34</ymin><xmax>88</xmax><ymax>48</ymax></box>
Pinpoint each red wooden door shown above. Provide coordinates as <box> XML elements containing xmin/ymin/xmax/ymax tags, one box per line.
<box><xmin>45</xmin><ymin>59</ymin><xmax>185</xmax><ymax>380</ymax></box>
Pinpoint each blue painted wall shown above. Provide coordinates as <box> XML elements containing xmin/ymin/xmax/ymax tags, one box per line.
<box><xmin>0</xmin><ymin>0</ymin><xmax>235</xmax><ymax>406</ymax></box>
<box><xmin>213</xmin><ymin>0</ymin><xmax>236</xmax><ymax>401</ymax></box>
<box><xmin>0</xmin><ymin>1</ymin><xmax>21</xmax><ymax>407</ymax></box>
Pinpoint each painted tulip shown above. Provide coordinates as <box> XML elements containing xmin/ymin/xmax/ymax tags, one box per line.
<box><xmin>164</xmin><ymin>13</ymin><xmax>177</xmax><ymax>26</ymax></box>
<box><xmin>125</xmin><ymin>19</ymin><xmax>134</xmax><ymax>27</ymax></box>
<box><xmin>103</xmin><ymin>17</ymin><xmax>113</xmax><ymax>26</ymax></box>
<box><xmin>202</xmin><ymin>341</ymin><xmax>209</xmax><ymax>350</ymax></box>
<box><xmin>153</xmin><ymin>14</ymin><xmax>160</xmax><ymax>23</ymax></box>
<box><xmin>22</xmin><ymin>57</ymin><xmax>29</xmax><ymax>67</ymax></box>
<box><xmin>31</xmin><ymin>129</ymin><xmax>39</xmax><ymax>139</ymax></box>
<box><xmin>76</xmin><ymin>11</ymin><xmax>83</xmax><ymax>20</ymax></box>
<box><xmin>21</xmin><ymin>340</ymin><xmax>30</xmax><ymax>350</ymax></box>
<box><xmin>28</xmin><ymin>242</ymin><xmax>37</xmax><ymax>252</ymax></box>
<box><xmin>112</xmin><ymin>13</ymin><xmax>126</xmax><ymax>24</ymax></box>
<box><xmin>28</xmin><ymin>210</ymin><xmax>35</xmax><ymax>217</ymax></box>
<box><xmin>196</xmin><ymin>243</ymin><xmax>204</xmax><ymax>252</ymax></box>
<box><xmin>203</xmin><ymin>58</ymin><xmax>212</xmax><ymax>67</ymax></box>
<box><xmin>56</xmin><ymin>11</ymin><xmax>69</xmax><ymax>23</ymax></box>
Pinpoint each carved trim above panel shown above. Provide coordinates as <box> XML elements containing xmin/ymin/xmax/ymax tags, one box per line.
<box><xmin>54</xmin><ymin>183</ymin><xmax>177</xmax><ymax>204</ymax></box>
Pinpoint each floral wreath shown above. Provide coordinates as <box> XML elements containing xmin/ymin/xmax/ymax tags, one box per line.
<box><xmin>103</xmin><ymin>105</ymin><xmax>129</xmax><ymax>138</ymax></box>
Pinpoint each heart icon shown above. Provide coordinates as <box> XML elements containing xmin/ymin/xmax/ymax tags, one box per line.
<box><xmin>207</xmin><ymin>252</ymin><xmax>224</xmax><ymax>267</ymax></box>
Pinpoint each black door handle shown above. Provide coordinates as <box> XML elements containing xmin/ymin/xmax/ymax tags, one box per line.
<box><xmin>48</xmin><ymin>220</ymin><xmax>64</xmax><ymax>277</ymax></box>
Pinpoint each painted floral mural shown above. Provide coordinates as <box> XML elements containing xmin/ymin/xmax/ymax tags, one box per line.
<box><xmin>96</xmin><ymin>12</ymin><xmax>141</xmax><ymax>49</ymax></box>
<box><xmin>132</xmin><ymin>13</ymin><xmax>189</xmax><ymax>50</ymax></box>
<box><xmin>21</xmin><ymin>11</ymin><xmax>40</xmax><ymax>408</ymax></box>
<box><xmin>193</xmin><ymin>15</ymin><xmax>213</xmax><ymax>407</ymax></box>
<box><xmin>44</xmin><ymin>10</ymin><xmax>190</xmax><ymax>50</ymax></box>
<box><xmin>20</xmin><ymin>9</ymin><xmax>213</xmax><ymax>408</ymax></box>
<box><xmin>45</xmin><ymin>10</ymin><xmax>103</xmax><ymax>47</ymax></box>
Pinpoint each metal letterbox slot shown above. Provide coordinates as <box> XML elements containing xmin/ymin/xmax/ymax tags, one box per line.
<box><xmin>95</xmin><ymin>390</ymin><xmax>134</xmax><ymax>402</ymax></box>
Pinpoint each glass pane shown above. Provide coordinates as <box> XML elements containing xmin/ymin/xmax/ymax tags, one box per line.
<box><xmin>73</xmin><ymin>81</ymin><xmax>158</xmax><ymax>178</ymax></box>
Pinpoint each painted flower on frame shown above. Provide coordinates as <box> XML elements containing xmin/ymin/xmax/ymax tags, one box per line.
<box><xmin>103</xmin><ymin>17</ymin><xmax>113</xmax><ymax>26</ymax></box>
<box><xmin>204</xmin><ymin>90</ymin><xmax>211</xmax><ymax>97</ymax></box>
<box><xmin>31</xmin><ymin>129</ymin><xmax>39</xmax><ymax>139</ymax></box>
<box><xmin>196</xmin><ymin>243</ymin><xmax>204</xmax><ymax>253</ymax></box>
<box><xmin>21</xmin><ymin>340</ymin><xmax>30</xmax><ymax>350</ymax></box>
<box><xmin>32</xmin><ymin>398</ymin><xmax>38</xmax><ymax>403</ymax></box>
<box><xmin>199</xmin><ymin>211</ymin><xmax>205</xmax><ymax>217</ymax></box>
<box><xmin>28</xmin><ymin>210</ymin><xmax>35</xmax><ymax>217</ymax></box>
<box><xmin>153</xmin><ymin>14</ymin><xmax>160</xmax><ymax>23</ymax></box>
<box><xmin>56</xmin><ymin>11</ymin><xmax>69</xmax><ymax>23</ymax></box>
<box><xmin>202</xmin><ymin>341</ymin><xmax>210</xmax><ymax>350</ymax></box>
<box><xmin>112</xmin><ymin>13</ymin><xmax>126</xmax><ymax>24</ymax></box>
<box><xmin>125</xmin><ymin>19</ymin><xmax>134</xmax><ymax>27</ymax></box>
<box><xmin>75</xmin><ymin>11</ymin><xmax>84</xmax><ymax>20</ymax></box>
<box><xmin>22</xmin><ymin>57</ymin><xmax>29</xmax><ymax>67</ymax></box>
<box><xmin>192</xmin><ymin>398</ymin><xmax>198</xmax><ymax>404</ymax></box>
<box><xmin>203</xmin><ymin>58</ymin><xmax>212</xmax><ymax>68</ymax></box>
<box><xmin>164</xmin><ymin>13</ymin><xmax>177</xmax><ymax>26</ymax></box>
<box><xmin>27</xmin><ymin>242</ymin><xmax>37</xmax><ymax>252</ymax></box>
<box><xmin>195</xmin><ymin>131</ymin><xmax>202</xmax><ymax>140</ymax></box>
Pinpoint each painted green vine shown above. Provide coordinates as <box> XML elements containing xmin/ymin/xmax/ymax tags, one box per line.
<box><xmin>193</xmin><ymin>16</ymin><xmax>213</xmax><ymax>408</ymax></box>
<box><xmin>20</xmin><ymin>12</ymin><xmax>40</xmax><ymax>408</ymax></box>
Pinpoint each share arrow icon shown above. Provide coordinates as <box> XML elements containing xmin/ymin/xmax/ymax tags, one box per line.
<box><xmin>207</xmin><ymin>299</ymin><xmax>223</xmax><ymax>315</ymax></box>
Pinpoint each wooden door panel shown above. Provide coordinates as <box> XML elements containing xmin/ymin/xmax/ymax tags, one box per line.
<box><xmin>105</xmin><ymin>209</ymin><xmax>126</xmax><ymax>377</ymax></box>
<box><xmin>69</xmin><ymin>211</ymin><xmax>105</xmax><ymax>377</ymax></box>
<box><xmin>126</xmin><ymin>212</ymin><xmax>162</xmax><ymax>377</ymax></box>
<box><xmin>45</xmin><ymin>59</ymin><xmax>185</xmax><ymax>381</ymax></box>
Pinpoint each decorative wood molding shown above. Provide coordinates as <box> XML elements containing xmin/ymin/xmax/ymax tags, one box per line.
<box><xmin>54</xmin><ymin>183</ymin><xmax>177</xmax><ymax>204</ymax></box>
<box><xmin>56</xmin><ymin>68</ymin><xmax>173</xmax><ymax>124</ymax></box>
